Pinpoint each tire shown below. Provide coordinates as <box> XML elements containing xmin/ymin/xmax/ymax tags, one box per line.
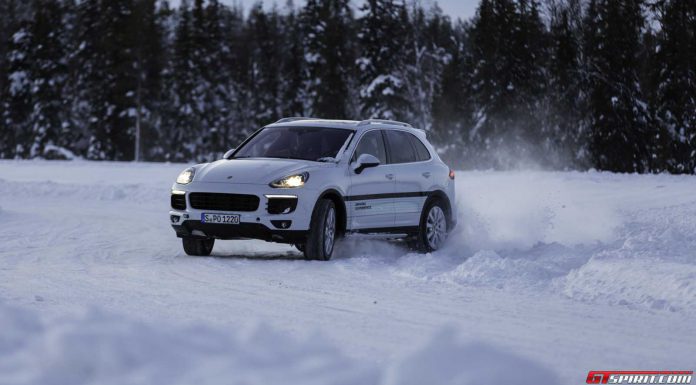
<box><xmin>182</xmin><ymin>237</ymin><xmax>215</xmax><ymax>256</ymax></box>
<box><xmin>413</xmin><ymin>199</ymin><xmax>448</xmax><ymax>253</ymax></box>
<box><xmin>304</xmin><ymin>199</ymin><xmax>337</xmax><ymax>261</ymax></box>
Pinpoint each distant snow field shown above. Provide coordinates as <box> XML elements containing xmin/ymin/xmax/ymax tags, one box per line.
<box><xmin>0</xmin><ymin>160</ymin><xmax>694</xmax><ymax>384</ymax></box>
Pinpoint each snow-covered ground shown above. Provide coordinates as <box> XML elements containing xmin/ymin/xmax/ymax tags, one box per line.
<box><xmin>0</xmin><ymin>160</ymin><xmax>694</xmax><ymax>384</ymax></box>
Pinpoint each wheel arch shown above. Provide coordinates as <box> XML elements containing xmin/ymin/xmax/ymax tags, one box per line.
<box><xmin>426</xmin><ymin>190</ymin><xmax>454</xmax><ymax>228</ymax></box>
<box><xmin>316</xmin><ymin>189</ymin><xmax>347</xmax><ymax>236</ymax></box>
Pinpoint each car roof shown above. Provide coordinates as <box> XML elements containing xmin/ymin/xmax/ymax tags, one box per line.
<box><xmin>265</xmin><ymin>118</ymin><xmax>427</xmax><ymax>138</ymax></box>
<box><xmin>266</xmin><ymin>118</ymin><xmax>360</xmax><ymax>130</ymax></box>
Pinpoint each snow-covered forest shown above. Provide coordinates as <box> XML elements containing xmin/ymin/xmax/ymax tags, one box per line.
<box><xmin>0</xmin><ymin>0</ymin><xmax>694</xmax><ymax>173</ymax></box>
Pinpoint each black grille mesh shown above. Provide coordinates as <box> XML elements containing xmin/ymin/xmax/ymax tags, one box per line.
<box><xmin>189</xmin><ymin>192</ymin><xmax>259</xmax><ymax>212</ymax></box>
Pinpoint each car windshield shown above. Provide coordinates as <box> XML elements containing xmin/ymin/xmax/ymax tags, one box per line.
<box><xmin>232</xmin><ymin>126</ymin><xmax>354</xmax><ymax>161</ymax></box>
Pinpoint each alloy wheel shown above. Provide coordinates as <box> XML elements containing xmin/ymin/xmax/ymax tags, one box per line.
<box><xmin>426</xmin><ymin>205</ymin><xmax>446</xmax><ymax>250</ymax></box>
<box><xmin>324</xmin><ymin>207</ymin><xmax>336</xmax><ymax>256</ymax></box>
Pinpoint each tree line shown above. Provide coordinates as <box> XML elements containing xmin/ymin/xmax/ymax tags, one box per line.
<box><xmin>0</xmin><ymin>0</ymin><xmax>694</xmax><ymax>173</ymax></box>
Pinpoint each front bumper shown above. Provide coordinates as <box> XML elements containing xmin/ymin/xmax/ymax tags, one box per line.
<box><xmin>171</xmin><ymin>220</ymin><xmax>308</xmax><ymax>243</ymax></box>
<box><xmin>170</xmin><ymin>181</ymin><xmax>318</xmax><ymax>242</ymax></box>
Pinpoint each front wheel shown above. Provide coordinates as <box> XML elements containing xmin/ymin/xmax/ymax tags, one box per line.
<box><xmin>182</xmin><ymin>237</ymin><xmax>215</xmax><ymax>256</ymax></box>
<box><xmin>304</xmin><ymin>199</ymin><xmax>337</xmax><ymax>261</ymax></box>
<box><xmin>413</xmin><ymin>199</ymin><xmax>448</xmax><ymax>252</ymax></box>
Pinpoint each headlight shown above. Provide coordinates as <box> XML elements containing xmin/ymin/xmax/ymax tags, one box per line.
<box><xmin>176</xmin><ymin>167</ymin><xmax>195</xmax><ymax>185</ymax></box>
<box><xmin>270</xmin><ymin>172</ymin><xmax>309</xmax><ymax>188</ymax></box>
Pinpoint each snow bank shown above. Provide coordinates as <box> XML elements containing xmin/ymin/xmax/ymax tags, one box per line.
<box><xmin>0</xmin><ymin>161</ymin><xmax>693</xmax><ymax>383</ymax></box>
<box><xmin>0</xmin><ymin>302</ymin><xmax>559</xmax><ymax>385</ymax></box>
<box><xmin>557</xmin><ymin>203</ymin><xmax>696</xmax><ymax>314</ymax></box>
<box><xmin>0</xmin><ymin>302</ymin><xmax>376</xmax><ymax>385</ymax></box>
<box><xmin>383</xmin><ymin>328</ymin><xmax>560</xmax><ymax>385</ymax></box>
<box><xmin>388</xmin><ymin>172</ymin><xmax>696</xmax><ymax>315</ymax></box>
<box><xmin>0</xmin><ymin>160</ymin><xmax>183</xmax><ymax>207</ymax></box>
<box><xmin>0</xmin><ymin>180</ymin><xmax>166</xmax><ymax>204</ymax></box>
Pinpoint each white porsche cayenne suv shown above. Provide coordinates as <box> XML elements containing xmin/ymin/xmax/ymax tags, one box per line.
<box><xmin>170</xmin><ymin>118</ymin><xmax>456</xmax><ymax>260</ymax></box>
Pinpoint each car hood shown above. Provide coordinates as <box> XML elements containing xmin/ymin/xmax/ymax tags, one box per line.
<box><xmin>194</xmin><ymin>158</ymin><xmax>316</xmax><ymax>184</ymax></box>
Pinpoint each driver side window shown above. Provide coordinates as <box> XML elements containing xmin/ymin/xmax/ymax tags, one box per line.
<box><xmin>353</xmin><ymin>130</ymin><xmax>387</xmax><ymax>164</ymax></box>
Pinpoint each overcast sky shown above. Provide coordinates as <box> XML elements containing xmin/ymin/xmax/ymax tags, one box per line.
<box><xmin>428</xmin><ymin>0</ymin><xmax>478</xmax><ymax>20</ymax></box>
<box><xmin>176</xmin><ymin>1</ymin><xmax>480</xmax><ymax>20</ymax></box>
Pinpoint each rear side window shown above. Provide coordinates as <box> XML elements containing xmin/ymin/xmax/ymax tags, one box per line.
<box><xmin>384</xmin><ymin>130</ymin><xmax>417</xmax><ymax>164</ymax></box>
<box><xmin>353</xmin><ymin>130</ymin><xmax>387</xmax><ymax>164</ymax></box>
<box><xmin>409</xmin><ymin>135</ymin><xmax>431</xmax><ymax>161</ymax></box>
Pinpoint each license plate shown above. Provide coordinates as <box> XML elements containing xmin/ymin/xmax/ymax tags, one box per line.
<box><xmin>201</xmin><ymin>213</ymin><xmax>240</xmax><ymax>224</ymax></box>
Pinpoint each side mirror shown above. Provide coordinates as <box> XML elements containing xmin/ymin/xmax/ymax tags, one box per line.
<box><xmin>352</xmin><ymin>153</ymin><xmax>380</xmax><ymax>174</ymax></box>
<box><xmin>223</xmin><ymin>148</ymin><xmax>236</xmax><ymax>159</ymax></box>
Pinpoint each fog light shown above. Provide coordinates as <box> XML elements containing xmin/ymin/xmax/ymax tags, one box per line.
<box><xmin>271</xmin><ymin>220</ymin><xmax>292</xmax><ymax>229</ymax></box>
<box><xmin>170</xmin><ymin>215</ymin><xmax>181</xmax><ymax>223</ymax></box>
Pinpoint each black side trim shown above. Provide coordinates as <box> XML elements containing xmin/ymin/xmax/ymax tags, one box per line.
<box><xmin>353</xmin><ymin>226</ymin><xmax>419</xmax><ymax>235</ymax></box>
<box><xmin>345</xmin><ymin>191</ymin><xmax>432</xmax><ymax>201</ymax></box>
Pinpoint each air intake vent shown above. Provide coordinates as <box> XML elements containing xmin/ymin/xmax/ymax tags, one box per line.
<box><xmin>171</xmin><ymin>194</ymin><xmax>186</xmax><ymax>210</ymax></box>
<box><xmin>267</xmin><ymin>197</ymin><xmax>298</xmax><ymax>214</ymax></box>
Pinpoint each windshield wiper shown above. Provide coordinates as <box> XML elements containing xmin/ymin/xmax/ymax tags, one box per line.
<box><xmin>316</xmin><ymin>157</ymin><xmax>338</xmax><ymax>163</ymax></box>
<box><xmin>234</xmin><ymin>155</ymin><xmax>323</xmax><ymax>161</ymax></box>
<box><xmin>266</xmin><ymin>156</ymin><xmax>313</xmax><ymax>161</ymax></box>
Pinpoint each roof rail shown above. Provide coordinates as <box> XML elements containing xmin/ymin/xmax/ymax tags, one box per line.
<box><xmin>357</xmin><ymin>119</ymin><xmax>412</xmax><ymax>128</ymax></box>
<box><xmin>274</xmin><ymin>117</ymin><xmax>320</xmax><ymax>124</ymax></box>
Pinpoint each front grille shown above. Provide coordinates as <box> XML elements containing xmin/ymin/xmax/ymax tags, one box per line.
<box><xmin>171</xmin><ymin>194</ymin><xmax>186</xmax><ymax>210</ymax></box>
<box><xmin>189</xmin><ymin>192</ymin><xmax>259</xmax><ymax>212</ymax></box>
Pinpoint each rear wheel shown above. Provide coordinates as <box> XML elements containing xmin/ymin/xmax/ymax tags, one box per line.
<box><xmin>304</xmin><ymin>199</ymin><xmax>337</xmax><ymax>261</ymax></box>
<box><xmin>182</xmin><ymin>237</ymin><xmax>215</xmax><ymax>256</ymax></box>
<box><xmin>413</xmin><ymin>199</ymin><xmax>448</xmax><ymax>252</ymax></box>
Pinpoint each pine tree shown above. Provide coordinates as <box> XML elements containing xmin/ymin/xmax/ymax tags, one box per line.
<box><xmin>301</xmin><ymin>0</ymin><xmax>356</xmax><ymax>119</ymax></box>
<box><xmin>583</xmin><ymin>0</ymin><xmax>652</xmax><ymax>172</ymax></box>
<box><xmin>401</xmin><ymin>4</ymin><xmax>450</xmax><ymax>131</ymax></box>
<box><xmin>356</xmin><ymin>0</ymin><xmax>408</xmax><ymax>120</ymax></box>
<box><xmin>26</xmin><ymin>0</ymin><xmax>70</xmax><ymax>158</ymax></box>
<box><xmin>279</xmin><ymin>1</ymin><xmax>306</xmax><ymax>117</ymax></box>
<box><xmin>653</xmin><ymin>0</ymin><xmax>696</xmax><ymax>173</ymax></box>
<box><xmin>468</xmin><ymin>0</ymin><xmax>548</xmax><ymax>168</ymax></box>
<box><xmin>247</xmin><ymin>3</ymin><xmax>284</xmax><ymax>126</ymax></box>
<box><xmin>219</xmin><ymin>3</ymin><xmax>248</xmax><ymax>149</ymax></box>
<box><xmin>131</xmin><ymin>0</ymin><xmax>165</xmax><ymax>161</ymax></box>
<box><xmin>191</xmin><ymin>0</ymin><xmax>211</xmax><ymax>144</ymax></box>
<box><xmin>512</xmin><ymin>0</ymin><xmax>548</xmax><ymax>151</ymax></box>
<box><xmin>0</xmin><ymin>0</ymin><xmax>22</xmax><ymax>158</ymax></box>
<box><xmin>469</xmin><ymin>0</ymin><xmax>511</xmax><ymax>166</ymax></box>
<box><xmin>97</xmin><ymin>0</ymin><xmax>141</xmax><ymax>160</ymax></box>
<box><xmin>72</xmin><ymin>0</ymin><xmax>140</xmax><ymax>160</ymax></box>
<box><xmin>71</xmin><ymin>0</ymin><xmax>101</xmax><ymax>159</ymax></box>
<box><xmin>0</xmin><ymin>0</ymin><xmax>691</xmax><ymax>174</ymax></box>
<box><xmin>431</xmin><ymin>20</ymin><xmax>472</xmax><ymax>167</ymax></box>
<box><xmin>2</xmin><ymin>18</ymin><xmax>33</xmax><ymax>158</ymax></box>
<box><xmin>200</xmin><ymin>0</ymin><xmax>235</xmax><ymax>158</ymax></box>
<box><xmin>546</xmin><ymin>0</ymin><xmax>588</xmax><ymax>168</ymax></box>
<box><xmin>163</xmin><ymin>0</ymin><xmax>236</xmax><ymax>161</ymax></box>
<box><xmin>165</xmin><ymin>0</ymin><xmax>200</xmax><ymax>161</ymax></box>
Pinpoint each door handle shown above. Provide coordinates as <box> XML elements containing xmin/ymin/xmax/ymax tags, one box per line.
<box><xmin>385</xmin><ymin>174</ymin><xmax>394</xmax><ymax>180</ymax></box>
<box><xmin>422</xmin><ymin>172</ymin><xmax>431</xmax><ymax>178</ymax></box>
